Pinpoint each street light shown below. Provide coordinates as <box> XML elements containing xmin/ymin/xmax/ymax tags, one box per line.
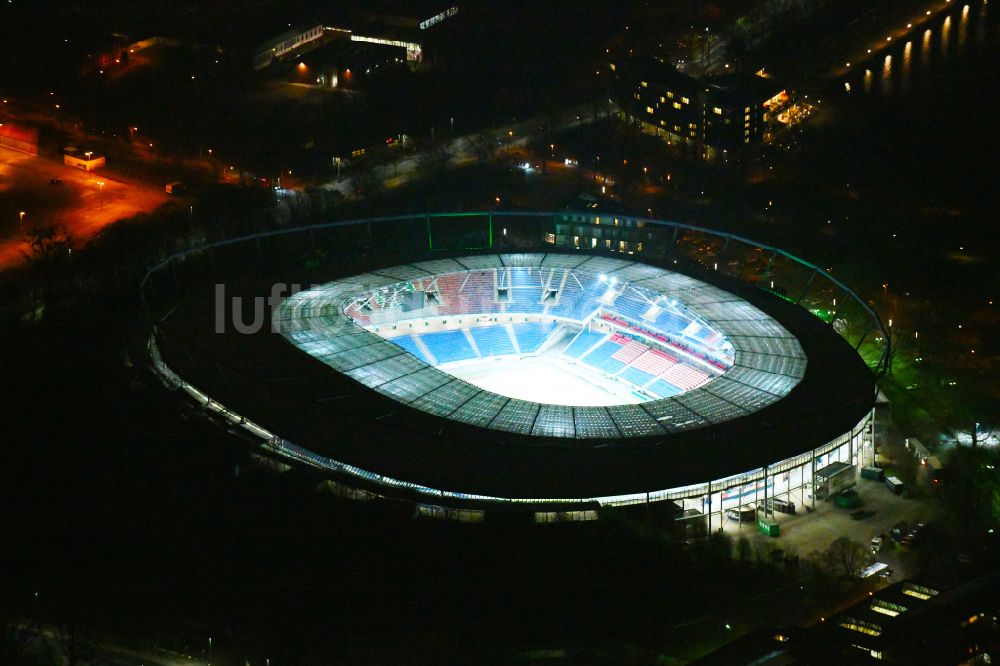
<box><xmin>19</xmin><ymin>211</ymin><xmax>25</xmax><ymax>231</ymax></box>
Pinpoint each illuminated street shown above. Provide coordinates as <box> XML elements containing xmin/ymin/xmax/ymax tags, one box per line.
<box><xmin>0</xmin><ymin>147</ymin><xmax>167</xmax><ymax>267</ymax></box>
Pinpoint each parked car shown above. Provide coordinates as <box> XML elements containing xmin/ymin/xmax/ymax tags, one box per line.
<box><xmin>726</xmin><ymin>507</ymin><xmax>757</xmax><ymax>523</ymax></box>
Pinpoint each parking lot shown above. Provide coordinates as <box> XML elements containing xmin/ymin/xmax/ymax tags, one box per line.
<box><xmin>0</xmin><ymin>146</ymin><xmax>167</xmax><ymax>269</ymax></box>
<box><xmin>720</xmin><ymin>402</ymin><xmax>935</xmax><ymax>579</ymax></box>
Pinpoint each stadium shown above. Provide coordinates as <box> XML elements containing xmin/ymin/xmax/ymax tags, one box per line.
<box><xmin>144</xmin><ymin>212</ymin><xmax>887</xmax><ymax>527</ymax></box>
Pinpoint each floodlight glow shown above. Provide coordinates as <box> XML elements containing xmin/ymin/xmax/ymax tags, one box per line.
<box><xmin>277</xmin><ymin>255</ymin><xmax>807</xmax><ymax>436</ymax></box>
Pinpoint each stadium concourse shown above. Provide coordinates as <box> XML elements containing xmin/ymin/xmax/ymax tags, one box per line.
<box><xmin>152</xmin><ymin>248</ymin><xmax>877</xmax><ymax>524</ymax></box>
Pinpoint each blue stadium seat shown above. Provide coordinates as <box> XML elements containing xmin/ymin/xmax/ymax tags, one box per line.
<box><xmin>647</xmin><ymin>378</ymin><xmax>682</xmax><ymax>398</ymax></box>
<box><xmin>417</xmin><ymin>330</ymin><xmax>477</xmax><ymax>364</ymax></box>
<box><xmin>390</xmin><ymin>335</ymin><xmax>433</xmax><ymax>364</ymax></box>
<box><xmin>620</xmin><ymin>366</ymin><xmax>656</xmax><ymax>388</ymax></box>
<box><xmin>580</xmin><ymin>340</ymin><xmax>627</xmax><ymax>374</ymax></box>
<box><xmin>507</xmin><ymin>287</ymin><xmax>545</xmax><ymax>313</ymax></box>
<box><xmin>563</xmin><ymin>330</ymin><xmax>607</xmax><ymax>358</ymax></box>
<box><xmin>609</xmin><ymin>291</ymin><xmax>651</xmax><ymax>322</ymax></box>
<box><xmin>511</xmin><ymin>322</ymin><xmax>556</xmax><ymax>353</ymax></box>
<box><xmin>547</xmin><ymin>271</ymin><xmax>603</xmax><ymax>320</ymax></box>
<box><xmin>471</xmin><ymin>325</ymin><xmax>516</xmax><ymax>357</ymax></box>
<box><xmin>655</xmin><ymin>311</ymin><xmax>690</xmax><ymax>336</ymax></box>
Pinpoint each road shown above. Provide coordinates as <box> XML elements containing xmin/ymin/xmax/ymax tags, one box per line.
<box><xmin>0</xmin><ymin>145</ymin><xmax>167</xmax><ymax>269</ymax></box>
<box><xmin>318</xmin><ymin>106</ymin><xmax>601</xmax><ymax>198</ymax></box>
<box><xmin>18</xmin><ymin>623</ymin><xmax>210</xmax><ymax>666</ymax></box>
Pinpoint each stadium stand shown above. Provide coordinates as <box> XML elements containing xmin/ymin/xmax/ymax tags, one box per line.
<box><xmin>511</xmin><ymin>322</ymin><xmax>557</xmax><ymax>353</ymax></box>
<box><xmin>563</xmin><ymin>329</ymin><xmax>607</xmax><ymax>358</ymax></box>
<box><xmin>611</xmin><ymin>339</ymin><xmax>648</xmax><ymax>365</ymax></box>
<box><xmin>580</xmin><ymin>337</ymin><xmax>628</xmax><ymax>374</ymax></box>
<box><xmin>418</xmin><ymin>330</ymin><xmax>478</xmax><ymax>364</ymax></box>
<box><xmin>471</xmin><ymin>325</ymin><xmax>517</xmax><ymax>357</ymax></box>
<box><xmin>631</xmin><ymin>349</ymin><xmax>678</xmax><ymax>376</ymax></box>
<box><xmin>662</xmin><ymin>363</ymin><xmax>711</xmax><ymax>391</ymax></box>
<box><xmin>453</xmin><ymin>272</ymin><xmax>499</xmax><ymax>315</ymax></box>
<box><xmin>647</xmin><ymin>378</ymin><xmax>682</xmax><ymax>398</ymax></box>
<box><xmin>608</xmin><ymin>289</ymin><xmax>653</xmax><ymax>322</ymax></box>
<box><xmin>390</xmin><ymin>335</ymin><xmax>434</xmax><ymax>365</ymax></box>
<box><xmin>620</xmin><ymin>366</ymin><xmax>657</xmax><ymax>388</ymax></box>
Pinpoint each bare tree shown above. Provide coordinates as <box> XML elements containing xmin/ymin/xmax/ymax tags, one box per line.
<box><xmin>736</xmin><ymin>535</ymin><xmax>752</xmax><ymax>562</ymax></box>
<box><xmin>824</xmin><ymin>536</ymin><xmax>869</xmax><ymax>579</ymax></box>
<box><xmin>0</xmin><ymin>614</ymin><xmax>40</xmax><ymax>665</ymax></box>
<box><xmin>21</xmin><ymin>224</ymin><xmax>73</xmax><ymax>267</ymax></box>
<box><xmin>469</xmin><ymin>130</ymin><xmax>497</xmax><ymax>165</ymax></box>
<box><xmin>56</xmin><ymin>623</ymin><xmax>98</xmax><ymax>666</ymax></box>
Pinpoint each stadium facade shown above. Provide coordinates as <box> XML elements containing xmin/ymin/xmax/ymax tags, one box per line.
<box><xmin>143</xmin><ymin>212</ymin><xmax>886</xmax><ymax>527</ymax></box>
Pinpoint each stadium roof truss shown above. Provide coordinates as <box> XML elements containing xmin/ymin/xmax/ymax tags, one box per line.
<box><xmin>275</xmin><ymin>254</ymin><xmax>806</xmax><ymax>439</ymax></box>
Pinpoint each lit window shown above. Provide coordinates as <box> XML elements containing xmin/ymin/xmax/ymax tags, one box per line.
<box><xmin>544</xmin><ymin>233</ymin><xmax>555</xmax><ymax>244</ymax></box>
<box><xmin>902</xmin><ymin>584</ymin><xmax>938</xmax><ymax>600</ymax></box>
<box><xmin>681</xmin><ymin>96</ymin><xmax>690</xmax><ymax>104</ymax></box>
<box><xmin>640</xmin><ymin>81</ymin><xmax>648</xmax><ymax>88</ymax></box>
<box><xmin>609</xmin><ymin>63</ymin><xmax>616</xmax><ymax>71</ymax></box>
<box><xmin>673</xmin><ymin>102</ymin><xmax>681</xmax><ymax>110</ymax></box>
<box><xmin>839</xmin><ymin>617</ymin><xmax>882</xmax><ymax>637</ymax></box>
<box><xmin>667</xmin><ymin>91</ymin><xmax>674</xmax><ymax>99</ymax></box>
<box><xmin>713</xmin><ymin>106</ymin><xmax>723</xmax><ymax>115</ymax></box>
<box><xmin>871</xmin><ymin>600</ymin><xmax>907</xmax><ymax>617</ymax></box>
<box><xmin>646</xmin><ymin>106</ymin><xmax>654</xmax><ymax>114</ymax></box>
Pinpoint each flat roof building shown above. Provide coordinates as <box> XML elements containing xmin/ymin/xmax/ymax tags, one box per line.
<box><xmin>610</xmin><ymin>58</ymin><xmax>786</xmax><ymax>159</ymax></box>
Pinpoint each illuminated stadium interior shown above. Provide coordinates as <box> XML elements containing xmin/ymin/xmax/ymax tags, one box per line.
<box><xmin>276</xmin><ymin>253</ymin><xmax>807</xmax><ymax>438</ymax></box>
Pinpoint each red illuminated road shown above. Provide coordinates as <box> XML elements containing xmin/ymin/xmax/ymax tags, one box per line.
<box><xmin>0</xmin><ymin>146</ymin><xmax>168</xmax><ymax>269</ymax></box>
